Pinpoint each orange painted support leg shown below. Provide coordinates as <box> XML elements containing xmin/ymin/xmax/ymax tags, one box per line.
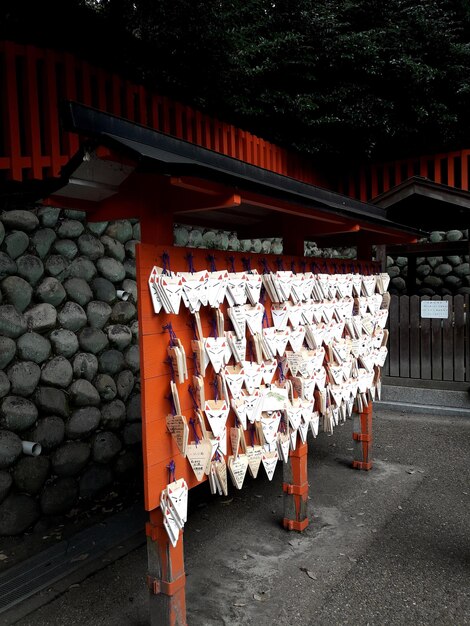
<box><xmin>282</xmin><ymin>442</ymin><xmax>309</xmax><ymax>531</ymax></box>
<box><xmin>146</xmin><ymin>509</ymin><xmax>187</xmax><ymax>626</ymax></box>
<box><xmin>352</xmin><ymin>403</ymin><xmax>373</xmax><ymax>470</ymax></box>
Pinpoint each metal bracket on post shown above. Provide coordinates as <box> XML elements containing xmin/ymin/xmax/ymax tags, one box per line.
<box><xmin>282</xmin><ymin>442</ymin><xmax>309</xmax><ymax>531</ymax></box>
<box><xmin>352</xmin><ymin>403</ymin><xmax>373</xmax><ymax>471</ymax></box>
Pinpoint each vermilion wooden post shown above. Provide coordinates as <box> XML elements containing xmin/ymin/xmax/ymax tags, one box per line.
<box><xmin>352</xmin><ymin>403</ymin><xmax>373</xmax><ymax>470</ymax></box>
<box><xmin>146</xmin><ymin>509</ymin><xmax>187</xmax><ymax>626</ymax></box>
<box><xmin>282</xmin><ymin>442</ymin><xmax>309</xmax><ymax>531</ymax></box>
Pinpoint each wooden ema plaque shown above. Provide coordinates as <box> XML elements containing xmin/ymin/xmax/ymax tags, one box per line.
<box><xmin>136</xmin><ymin>243</ymin><xmax>376</xmax><ymax>511</ymax></box>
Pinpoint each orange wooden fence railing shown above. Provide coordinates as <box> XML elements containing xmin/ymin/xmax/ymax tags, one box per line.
<box><xmin>336</xmin><ymin>149</ymin><xmax>470</xmax><ymax>202</ymax></box>
<box><xmin>0</xmin><ymin>40</ymin><xmax>326</xmax><ymax>188</ymax></box>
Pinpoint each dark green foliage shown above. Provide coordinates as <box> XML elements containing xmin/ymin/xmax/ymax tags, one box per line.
<box><xmin>3</xmin><ymin>0</ymin><xmax>470</xmax><ymax>165</ymax></box>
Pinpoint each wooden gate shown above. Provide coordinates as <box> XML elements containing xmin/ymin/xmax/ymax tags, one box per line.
<box><xmin>384</xmin><ymin>295</ymin><xmax>470</xmax><ymax>382</ymax></box>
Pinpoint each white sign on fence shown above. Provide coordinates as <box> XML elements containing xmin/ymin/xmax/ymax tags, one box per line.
<box><xmin>420</xmin><ymin>300</ymin><xmax>449</xmax><ymax>319</ymax></box>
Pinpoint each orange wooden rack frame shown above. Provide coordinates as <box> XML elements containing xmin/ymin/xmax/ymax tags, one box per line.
<box><xmin>136</xmin><ymin>241</ymin><xmax>375</xmax><ymax>626</ymax></box>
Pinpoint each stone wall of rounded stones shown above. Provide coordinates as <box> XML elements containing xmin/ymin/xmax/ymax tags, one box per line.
<box><xmin>386</xmin><ymin>229</ymin><xmax>470</xmax><ymax>296</ymax></box>
<box><xmin>0</xmin><ymin>207</ymin><xmax>142</xmax><ymax>535</ymax></box>
<box><xmin>174</xmin><ymin>223</ymin><xmax>356</xmax><ymax>259</ymax></box>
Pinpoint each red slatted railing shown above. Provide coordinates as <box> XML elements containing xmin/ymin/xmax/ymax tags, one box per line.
<box><xmin>0</xmin><ymin>40</ymin><xmax>326</xmax><ymax>187</ymax></box>
<box><xmin>337</xmin><ymin>149</ymin><xmax>470</xmax><ymax>202</ymax></box>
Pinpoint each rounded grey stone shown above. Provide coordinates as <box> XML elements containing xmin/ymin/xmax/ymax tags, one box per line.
<box><xmin>438</xmin><ymin>287</ymin><xmax>452</xmax><ymax>296</ymax></box>
<box><xmin>130</xmin><ymin>320</ymin><xmax>139</xmax><ymax>341</ymax></box>
<box><xmin>111</xmin><ymin>301</ymin><xmax>136</xmax><ymax>324</ymax></box>
<box><xmin>428</xmin><ymin>256</ymin><xmax>443</xmax><ymax>269</ymax></box>
<box><xmin>132</xmin><ymin>222</ymin><xmax>140</xmax><ymax>240</ymax></box>
<box><xmin>45</xmin><ymin>254</ymin><xmax>69</xmax><ymax>277</ymax></box>
<box><xmin>0</xmin><ymin>252</ymin><xmax>17</xmax><ymax>279</ymax></box>
<box><xmin>116</xmin><ymin>370</ymin><xmax>134</xmax><ymax>402</ymax></box>
<box><xmin>52</xmin><ymin>442</ymin><xmax>90</xmax><ymax>476</ymax></box>
<box><xmin>446</xmin><ymin>255</ymin><xmax>462</xmax><ymax>266</ymax></box>
<box><xmin>390</xmin><ymin>276</ymin><xmax>406</xmax><ymax>291</ymax></box>
<box><xmin>16</xmin><ymin>254</ymin><xmax>44</xmax><ymax>285</ymax></box>
<box><xmin>416</xmin><ymin>265</ymin><xmax>432</xmax><ymax>279</ymax></box>
<box><xmin>395</xmin><ymin>256</ymin><xmax>407</xmax><ymax>268</ymax></box>
<box><xmin>78</xmin><ymin>327</ymin><xmax>108</xmax><ymax>354</ymax></box>
<box><xmin>68</xmin><ymin>257</ymin><xmax>97</xmax><ymax>281</ymax></box>
<box><xmin>457</xmin><ymin>287</ymin><xmax>470</xmax><ymax>294</ymax></box>
<box><xmin>40</xmin><ymin>477</ymin><xmax>78</xmax><ymax>515</ymax></box>
<box><xmin>49</xmin><ymin>329</ymin><xmax>79</xmax><ymax>358</ymax></box>
<box><xmin>454</xmin><ymin>263</ymin><xmax>469</xmax><ymax>278</ymax></box>
<box><xmin>73</xmin><ymin>353</ymin><xmax>99</xmax><ymax>381</ymax></box>
<box><xmin>87</xmin><ymin>222</ymin><xmax>108</xmax><ymax>236</ymax></box>
<box><xmin>124</xmin><ymin>344</ymin><xmax>140</xmax><ymax>372</ymax></box>
<box><xmin>2</xmin><ymin>231</ymin><xmax>29</xmax><ymax>259</ymax></box>
<box><xmin>107</xmin><ymin>324</ymin><xmax>133</xmax><ymax>350</ymax></box>
<box><xmin>1</xmin><ymin>276</ymin><xmax>32</xmax><ymax>312</ymax></box>
<box><xmin>387</xmin><ymin>266</ymin><xmax>400</xmax><ymax>279</ymax></box>
<box><xmin>7</xmin><ymin>361</ymin><xmax>41</xmax><ymax>396</ymax></box>
<box><xmin>94</xmin><ymin>374</ymin><xmax>117</xmax><ymax>401</ymax></box>
<box><xmin>0</xmin><ymin>430</ymin><xmax>22</xmax><ymax>468</ymax></box>
<box><xmin>0</xmin><ymin>396</ymin><xmax>38</xmax><ymax>432</ymax></box>
<box><xmin>126</xmin><ymin>393</ymin><xmax>141</xmax><ymax>422</ymax></box>
<box><xmin>100</xmin><ymin>236</ymin><xmax>125</xmax><ymax>261</ymax></box>
<box><xmin>91</xmin><ymin>277</ymin><xmax>116</xmax><ymax>304</ymax></box>
<box><xmin>122</xmin><ymin>279</ymin><xmax>137</xmax><ymax>302</ymax></box>
<box><xmin>0</xmin><ymin>336</ymin><xmax>16</xmax><ymax>368</ymax></box>
<box><xmin>1</xmin><ymin>210</ymin><xmax>39</xmax><ymax>232</ymax></box>
<box><xmin>36</xmin><ymin>277</ymin><xmax>66</xmax><ymax>307</ymax></box>
<box><xmin>86</xmin><ymin>301</ymin><xmax>112</xmax><ymax>329</ymax></box>
<box><xmin>58</xmin><ymin>302</ymin><xmax>87</xmax><ymax>332</ymax></box>
<box><xmin>444</xmin><ymin>275</ymin><xmax>461</xmax><ymax>288</ymax></box>
<box><xmin>423</xmin><ymin>275</ymin><xmax>443</xmax><ymax>288</ymax></box>
<box><xmin>114</xmin><ymin>450</ymin><xmax>138</xmax><ymax>479</ymax></box>
<box><xmin>0</xmin><ymin>372</ymin><xmax>10</xmax><ymax>399</ymax></box>
<box><xmin>123</xmin><ymin>422</ymin><xmax>142</xmax><ymax>446</ymax></box>
<box><xmin>24</xmin><ymin>303</ymin><xmax>56</xmax><ymax>333</ymax></box>
<box><xmin>13</xmin><ymin>456</ymin><xmax>50</xmax><ymax>494</ymax></box>
<box><xmin>0</xmin><ymin>494</ymin><xmax>39</xmax><ymax>535</ymax></box>
<box><xmin>63</xmin><ymin>277</ymin><xmax>93</xmax><ymax>307</ymax></box>
<box><xmin>32</xmin><ymin>228</ymin><xmax>56</xmax><ymax>259</ymax></box>
<box><xmin>446</xmin><ymin>229</ymin><xmax>463</xmax><ymax>242</ymax></box>
<box><xmin>434</xmin><ymin>263</ymin><xmax>452</xmax><ymax>277</ymax></box>
<box><xmin>77</xmin><ymin>233</ymin><xmax>104</xmax><ymax>260</ymax></box>
<box><xmin>123</xmin><ymin>259</ymin><xmax>136</xmax><ymax>279</ymax></box>
<box><xmin>57</xmin><ymin>219</ymin><xmax>85</xmax><ymax>239</ymax></box>
<box><xmin>65</xmin><ymin>406</ymin><xmax>101</xmax><ymax>439</ymax></box>
<box><xmin>64</xmin><ymin>209</ymin><xmax>86</xmax><ymax>221</ymax></box>
<box><xmin>101</xmin><ymin>399</ymin><xmax>126</xmax><ymax>430</ymax></box>
<box><xmin>0</xmin><ymin>471</ymin><xmax>12</xmax><ymax>503</ymax></box>
<box><xmin>429</xmin><ymin>231</ymin><xmax>444</xmax><ymax>243</ymax></box>
<box><xmin>386</xmin><ymin>256</ymin><xmax>394</xmax><ymax>268</ymax></box>
<box><xmin>34</xmin><ymin>387</ymin><xmax>69</xmax><ymax>417</ymax></box>
<box><xmin>68</xmin><ymin>380</ymin><xmax>100</xmax><ymax>407</ymax></box>
<box><xmin>99</xmin><ymin>349</ymin><xmax>125</xmax><ymax>375</ymax></box>
<box><xmin>29</xmin><ymin>416</ymin><xmax>65</xmax><ymax>451</ymax></box>
<box><xmin>96</xmin><ymin>257</ymin><xmax>126</xmax><ymax>282</ymax></box>
<box><xmin>124</xmin><ymin>240</ymin><xmax>138</xmax><ymax>259</ymax></box>
<box><xmin>41</xmin><ymin>356</ymin><xmax>73</xmax><ymax>388</ymax></box>
<box><xmin>105</xmin><ymin>220</ymin><xmax>133</xmax><ymax>243</ymax></box>
<box><xmin>92</xmin><ymin>431</ymin><xmax>122</xmax><ymax>464</ymax></box>
<box><xmin>52</xmin><ymin>238</ymin><xmax>78</xmax><ymax>260</ymax></box>
<box><xmin>0</xmin><ymin>221</ymin><xmax>4</xmax><ymax>246</ymax></box>
<box><xmin>79</xmin><ymin>464</ymin><xmax>113</xmax><ymax>499</ymax></box>
<box><xmin>38</xmin><ymin>207</ymin><xmax>61</xmax><ymax>227</ymax></box>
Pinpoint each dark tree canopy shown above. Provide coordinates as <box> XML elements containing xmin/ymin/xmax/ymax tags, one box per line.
<box><xmin>4</xmin><ymin>0</ymin><xmax>470</xmax><ymax>167</ymax></box>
